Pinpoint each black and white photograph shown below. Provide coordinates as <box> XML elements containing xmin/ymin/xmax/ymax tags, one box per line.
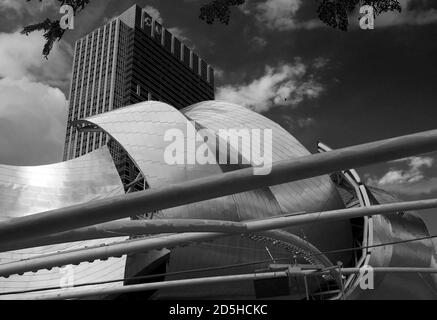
<box><xmin>0</xmin><ymin>0</ymin><xmax>437</xmax><ymax>307</ymax></box>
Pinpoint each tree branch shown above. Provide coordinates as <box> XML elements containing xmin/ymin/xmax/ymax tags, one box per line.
<box><xmin>23</xmin><ymin>0</ymin><xmax>403</xmax><ymax>59</ymax></box>
<box><xmin>317</xmin><ymin>0</ymin><xmax>401</xmax><ymax>31</ymax></box>
<box><xmin>21</xmin><ymin>0</ymin><xmax>91</xmax><ymax>58</ymax></box>
<box><xmin>199</xmin><ymin>0</ymin><xmax>245</xmax><ymax>25</ymax></box>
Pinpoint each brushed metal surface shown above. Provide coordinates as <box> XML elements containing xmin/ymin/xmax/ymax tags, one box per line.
<box><xmin>2</xmin><ymin>101</ymin><xmax>436</xmax><ymax>299</ymax></box>
<box><xmin>349</xmin><ymin>187</ymin><xmax>437</xmax><ymax>299</ymax></box>
<box><xmin>0</xmin><ymin>147</ymin><xmax>127</xmax><ymax>299</ymax></box>
<box><xmin>81</xmin><ymin>101</ymin><xmax>341</xmax><ymax>298</ymax></box>
<box><xmin>183</xmin><ymin>101</ymin><xmax>352</xmax><ymax>266</ymax></box>
<box><xmin>2</xmin><ymin>116</ymin><xmax>437</xmax><ymax>243</ymax></box>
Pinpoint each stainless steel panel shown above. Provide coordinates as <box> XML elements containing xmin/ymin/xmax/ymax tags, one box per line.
<box><xmin>183</xmin><ymin>101</ymin><xmax>352</xmax><ymax>264</ymax></box>
<box><xmin>349</xmin><ymin>187</ymin><xmax>437</xmax><ymax>299</ymax></box>
<box><xmin>83</xmin><ymin>102</ymin><xmax>336</xmax><ymax>299</ymax></box>
<box><xmin>83</xmin><ymin>101</ymin><xmax>223</xmax><ymax>187</ymax></box>
<box><xmin>0</xmin><ymin>147</ymin><xmax>127</xmax><ymax>299</ymax></box>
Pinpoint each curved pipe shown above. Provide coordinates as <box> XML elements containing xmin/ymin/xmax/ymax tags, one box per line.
<box><xmin>14</xmin><ymin>268</ymin><xmax>437</xmax><ymax>300</ymax></box>
<box><xmin>2</xmin><ymin>199</ymin><xmax>437</xmax><ymax>254</ymax></box>
<box><xmin>2</xmin><ymin>199</ymin><xmax>437</xmax><ymax>278</ymax></box>
<box><xmin>0</xmin><ymin>219</ymin><xmax>248</xmax><ymax>253</ymax></box>
<box><xmin>1</xmin><ymin>129</ymin><xmax>437</xmax><ymax>246</ymax></box>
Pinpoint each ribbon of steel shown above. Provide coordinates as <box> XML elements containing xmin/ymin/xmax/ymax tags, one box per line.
<box><xmin>1</xmin><ymin>199</ymin><xmax>437</xmax><ymax>278</ymax></box>
<box><xmin>1</xmin><ymin>129</ymin><xmax>437</xmax><ymax>246</ymax></box>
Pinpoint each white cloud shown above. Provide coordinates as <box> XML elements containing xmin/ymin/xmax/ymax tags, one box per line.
<box><xmin>251</xmin><ymin>36</ymin><xmax>267</xmax><ymax>48</ymax></box>
<box><xmin>384</xmin><ymin>156</ymin><xmax>431</xmax><ymax>184</ymax></box>
<box><xmin>255</xmin><ymin>0</ymin><xmax>301</xmax><ymax>30</ymax></box>
<box><xmin>216</xmin><ymin>62</ymin><xmax>324</xmax><ymax>113</ymax></box>
<box><xmin>0</xmin><ymin>0</ymin><xmax>21</xmax><ymax>12</ymax></box>
<box><xmin>368</xmin><ymin>177</ymin><xmax>437</xmax><ymax>196</ymax></box>
<box><xmin>0</xmin><ymin>0</ymin><xmax>57</xmax><ymax>16</ymax></box>
<box><xmin>144</xmin><ymin>5</ymin><xmax>163</xmax><ymax>24</ymax></box>
<box><xmin>377</xmin><ymin>10</ymin><xmax>437</xmax><ymax>27</ymax></box>
<box><xmin>297</xmin><ymin>117</ymin><xmax>315</xmax><ymax>128</ymax></box>
<box><xmin>0</xmin><ymin>31</ymin><xmax>72</xmax><ymax>87</ymax></box>
<box><xmin>279</xmin><ymin>114</ymin><xmax>316</xmax><ymax>130</ymax></box>
<box><xmin>313</xmin><ymin>57</ymin><xmax>329</xmax><ymax>69</ymax></box>
<box><xmin>374</xmin><ymin>0</ymin><xmax>437</xmax><ymax>27</ymax></box>
<box><xmin>366</xmin><ymin>156</ymin><xmax>437</xmax><ymax>196</ymax></box>
<box><xmin>168</xmin><ymin>27</ymin><xmax>191</xmax><ymax>44</ymax></box>
<box><xmin>243</xmin><ymin>0</ymin><xmax>437</xmax><ymax>30</ymax></box>
<box><xmin>143</xmin><ymin>6</ymin><xmax>192</xmax><ymax>47</ymax></box>
<box><xmin>243</xmin><ymin>0</ymin><xmax>321</xmax><ymax>31</ymax></box>
<box><xmin>0</xmin><ymin>77</ymin><xmax>67</xmax><ymax>166</ymax></box>
<box><xmin>0</xmin><ymin>31</ymin><xmax>70</xmax><ymax>165</ymax></box>
<box><xmin>213</xmin><ymin>67</ymin><xmax>225</xmax><ymax>80</ymax></box>
<box><xmin>169</xmin><ymin>26</ymin><xmax>193</xmax><ymax>49</ymax></box>
<box><xmin>381</xmin><ymin>156</ymin><xmax>434</xmax><ymax>185</ymax></box>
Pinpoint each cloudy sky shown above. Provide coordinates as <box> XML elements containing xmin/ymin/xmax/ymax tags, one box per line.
<box><xmin>0</xmin><ymin>0</ymin><xmax>437</xmax><ymax>231</ymax></box>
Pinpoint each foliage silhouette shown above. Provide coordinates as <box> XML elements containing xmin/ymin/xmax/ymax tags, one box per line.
<box><xmin>23</xmin><ymin>0</ymin><xmax>402</xmax><ymax>58</ymax></box>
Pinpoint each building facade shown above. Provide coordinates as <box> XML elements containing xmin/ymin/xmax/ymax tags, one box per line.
<box><xmin>63</xmin><ymin>4</ymin><xmax>215</xmax><ymax>163</ymax></box>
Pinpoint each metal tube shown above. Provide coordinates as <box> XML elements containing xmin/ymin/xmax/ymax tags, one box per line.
<box><xmin>125</xmin><ymin>173</ymin><xmax>143</xmax><ymax>191</ymax></box>
<box><xmin>1</xmin><ymin>129</ymin><xmax>437</xmax><ymax>245</ymax></box>
<box><xmin>31</xmin><ymin>271</ymin><xmax>290</xmax><ymax>300</ymax></box>
<box><xmin>0</xmin><ymin>219</ymin><xmax>248</xmax><ymax>252</ymax></box>
<box><xmin>2</xmin><ymin>199</ymin><xmax>437</xmax><ymax>253</ymax></box>
<box><xmin>2</xmin><ymin>199</ymin><xmax>437</xmax><ymax>277</ymax></box>
<box><xmin>246</xmin><ymin>198</ymin><xmax>437</xmax><ymax>232</ymax></box>
<box><xmin>341</xmin><ymin>267</ymin><xmax>437</xmax><ymax>274</ymax></box>
<box><xmin>15</xmin><ymin>267</ymin><xmax>437</xmax><ymax>300</ymax></box>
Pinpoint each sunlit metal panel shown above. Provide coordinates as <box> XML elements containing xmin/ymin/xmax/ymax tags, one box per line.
<box><xmin>82</xmin><ymin>101</ymin><xmax>224</xmax><ymax>187</ymax></box>
<box><xmin>80</xmin><ymin>102</ymin><xmax>332</xmax><ymax>299</ymax></box>
<box><xmin>348</xmin><ymin>187</ymin><xmax>437</xmax><ymax>299</ymax></box>
<box><xmin>183</xmin><ymin>101</ymin><xmax>352</xmax><ymax>264</ymax></box>
<box><xmin>0</xmin><ymin>147</ymin><xmax>127</xmax><ymax>299</ymax></box>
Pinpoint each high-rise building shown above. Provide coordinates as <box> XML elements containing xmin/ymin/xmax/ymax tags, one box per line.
<box><xmin>63</xmin><ymin>4</ymin><xmax>215</xmax><ymax>165</ymax></box>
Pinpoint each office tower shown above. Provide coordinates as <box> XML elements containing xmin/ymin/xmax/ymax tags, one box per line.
<box><xmin>63</xmin><ymin>4</ymin><xmax>215</xmax><ymax>167</ymax></box>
